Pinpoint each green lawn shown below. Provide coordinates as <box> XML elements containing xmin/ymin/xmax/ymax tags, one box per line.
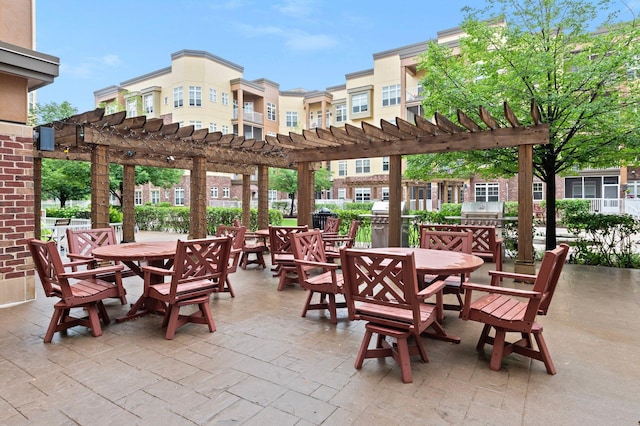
<box><xmin>281</xmin><ymin>218</ymin><xmax>297</xmax><ymax>226</ymax></box>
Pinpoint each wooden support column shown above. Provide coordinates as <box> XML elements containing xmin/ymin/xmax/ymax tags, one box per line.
<box><xmin>388</xmin><ymin>155</ymin><xmax>402</xmax><ymax>247</ymax></box>
<box><xmin>515</xmin><ymin>144</ymin><xmax>536</xmax><ymax>275</ymax></box>
<box><xmin>190</xmin><ymin>156</ymin><xmax>207</xmax><ymax>239</ymax></box>
<box><xmin>242</xmin><ymin>173</ymin><xmax>251</xmax><ymax>227</ymax></box>
<box><xmin>121</xmin><ymin>164</ymin><xmax>136</xmax><ymax>242</ymax></box>
<box><xmin>33</xmin><ymin>157</ymin><xmax>42</xmax><ymax>239</ymax></box>
<box><xmin>257</xmin><ymin>165</ymin><xmax>269</xmax><ymax>230</ymax></box>
<box><xmin>91</xmin><ymin>144</ymin><xmax>110</xmax><ymax>228</ymax></box>
<box><xmin>297</xmin><ymin>162</ymin><xmax>313</xmax><ymax>228</ymax></box>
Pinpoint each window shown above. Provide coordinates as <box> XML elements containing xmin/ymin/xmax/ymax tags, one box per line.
<box><xmin>189</xmin><ymin>86</ymin><xmax>202</xmax><ymax>107</ymax></box>
<box><xmin>355</xmin><ymin>159</ymin><xmax>370</xmax><ymax>174</ymax></box>
<box><xmin>382</xmin><ymin>157</ymin><xmax>389</xmax><ymax>171</ymax></box>
<box><xmin>209</xmin><ymin>88</ymin><xmax>217</xmax><ymax>102</ymax></box>
<box><xmin>175</xmin><ymin>187</ymin><xmax>185</xmax><ymax>206</ymax></box>
<box><xmin>351</xmin><ymin>93</ymin><xmax>368</xmax><ymax>114</ymax></box>
<box><xmin>475</xmin><ymin>183</ymin><xmax>499</xmax><ymax>202</ymax></box>
<box><xmin>382</xmin><ymin>187</ymin><xmax>390</xmax><ymax>201</ymax></box>
<box><xmin>382</xmin><ymin>84</ymin><xmax>401</xmax><ymax>106</ymax></box>
<box><xmin>337</xmin><ymin>188</ymin><xmax>346</xmax><ymax>200</ymax></box>
<box><xmin>211</xmin><ymin>187</ymin><xmax>218</xmax><ymax>198</ymax></box>
<box><xmin>268</xmin><ymin>189</ymin><xmax>278</xmax><ymax>201</ymax></box>
<box><xmin>267</xmin><ymin>102</ymin><xmax>277</xmax><ymax>121</ymax></box>
<box><xmin>189</xmin><ymin>121</ymin><xmax>202</xmax><ymax>130</ymax></box>
<box><xmin>221</xmin><ymin>125</ymin><xmax>229</xmax><ymax>134</ymax></box>
<box><xmin>223</xmin><ymin>187</ymin><xmax>230</xmax><ymax>198</ymax></box>
<box><xmin>286</xmin><ymin>111</ymin><xmax>298</xmax><ymax>127</ymax></box>
<box><xmin>209</xmin><ymin>122</ymin><xmax>217</xmax><ymax>132</ymax></box>
<box><xmin>338</xmin><ymin>161</ymin><xmax>347</xmax><ymax>177</ymax></box>
<box><xmin>355</xmin><ymin>188</ymin><xmax>371</xmax><ymax>202</ymax></box>
<box><xmin>134</xmin><ymin>190</ymin><xmax>143</xmax><ymax>206</ymax></box>
<box><xmin>105</xmin><ymin>103</ymin><xmax>117</xmax><ymax>115</ymax></box>
<box><xmin>143</xmin><ymin>94</ymin><xmax>153</xmax><ymax>114</ymax></box>
<box><xmin>335</xmin><ymin>104</ymin><xmax>347</xmax><ymax>122</ymax></box>
<box><xmin>126</xmin><ymin>98</ymin><xmax>137</xmax><ymax>117</ymax></box>
<box><xmin>164</xmin><ymin>96</ymin><xmax>168</xmax><ymax>105</ymax></box>
<box><xmin>221</xmin><ymin>92</ymin><xmax>229</xmax><ymax>105</ymax></box>
<box><xmin>173</xmin><ymin>87</ymin><xmax>183</xmax><ymax>108</ymax></box>
<box><xmin>533</xmin><ymin>182</ymin><xmax>544</xmax><ymax>201</ymax></box>
<box><xmin>150</xmin><ymin>190</ymin><xmax>160</xmax><ymax>205</ymax></box>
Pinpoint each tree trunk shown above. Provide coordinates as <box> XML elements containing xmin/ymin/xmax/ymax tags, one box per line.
<box><xmin>544</xmin><ymin>171</ymin><xmax>557</xmax><ymax>250</ymax></box>
<box><xmin>289</xmin><ymin>193</ymin><xmax>295</xmax><ymax>217</ymax></box>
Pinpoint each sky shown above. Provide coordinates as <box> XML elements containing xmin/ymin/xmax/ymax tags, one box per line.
<box><xmin>35</xmin><ymin>0</ymin><xmax>640</xmax><ymax>114</ymax></box>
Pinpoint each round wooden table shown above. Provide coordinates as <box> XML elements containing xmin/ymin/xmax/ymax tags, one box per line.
<box><xmin>93</xmin><ymin>240</ymin><xmax>178</xmax><ymax>322</ymax></box>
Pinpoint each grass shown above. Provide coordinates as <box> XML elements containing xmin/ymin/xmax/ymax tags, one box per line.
<box><xmin>281</xmin><ymin>218</ymin><xmax>297</xmax><ymax>226</ymax></box>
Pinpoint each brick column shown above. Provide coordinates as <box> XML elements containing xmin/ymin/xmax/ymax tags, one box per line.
<box><xmin>0</xmin><ymin>122</ymin><xmax>36</xmax><ymax>306</ymax></box>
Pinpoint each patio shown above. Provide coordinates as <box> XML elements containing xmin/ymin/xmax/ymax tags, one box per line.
<box><xmin>1</xmin><ymin>232</ymin><xmax>638</xmax><ymax>425</ymax></box>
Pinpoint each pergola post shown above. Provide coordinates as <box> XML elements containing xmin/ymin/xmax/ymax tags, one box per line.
<box><xmin>515</xmin><ymin>144</ymin><xmax>535</xmax><ymax>274</ymax></box>
<box><xmin>242</xmin><ymin>173</ymin><xmax>251</xmax><ymax>227</ymax></box>
<box><xmin>121</xmin><ymin>164</ymin><xmax>136</xmax><ymax>242</ymax></box>
<box><xmin>91</xmin><ymin>144</ymin><xmax>110</xmax><ymax>229</ymax></box>
<box><xmin>257</xmin><ymin>165</ymin><xmax>269</xmax><ymax>229</ymax></box>
<box><xmin>388</xmin><ymin>154</ymin><xmax>402</xmax><ymax>247</ymax></box>
<box><xmin>297</xmin><ymin>162</ymin><xmax>313</xmax><ymax>228</ymax></box>
<box><xmin>190</xmin><ymin>156</ymin><xmax>207</xmax><ymax>238</ymax></box>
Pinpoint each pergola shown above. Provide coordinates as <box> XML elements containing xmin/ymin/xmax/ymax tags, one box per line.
<box><xmin>34</xmin><ymin>101</ymin><xmax>548</xmax><ymax>274</ymax></box>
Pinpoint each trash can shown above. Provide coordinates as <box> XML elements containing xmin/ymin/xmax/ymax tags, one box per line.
<box><xmin>312</xmin><ymin>207</ymin><xmax>334</xmax><ymax>230</ymax></box>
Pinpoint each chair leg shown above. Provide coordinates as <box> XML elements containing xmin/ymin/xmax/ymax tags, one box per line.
<box><xmin>395</xmin><ymin>335</ymin><xmax>413</xmax><ymax>383</ymax></box>
<box><xmin>44</xmin><ymin>308</ymin><xmax>64</xmax><ymax>343</ymax></box>
<box><xmin>476</xmin><ymin>324</ymin><xmax>492</xmax><ymax>351</ymax></box>
<box><xmin>355</xmin><ymin>328</ymin><xmax>375</xmax><ymax>369</ymax></box>
<box><xmin>327</xmin><ymin>294</ymin><xmax>337</xmax><ymax>324</ymax></box>
<box><xmin>85</xmin><ymin>305</ymin><xmax>103</xmax><ymax>337</ymax></box>
<box><xmin>96</xmin><ymin>301</ymin><xmax>111</xmax><ymax>326</ymax></box>
<box><xmin>301</xmin><ymin>290</ymin><xmax>314</xmax><ymax>317</ymax></box>
<box><xmin>533</xmin><ymin>331</ymin><xmax>556</xmax><ymax>375</ymax></box>
<box><xmin>198</xmin><ymin>301</ymin><xmax>216</xmax><ymax>333</ymax></box>
<box><xmin>489</xmin><ymin>329</ymin><xmax>506</xmax><ymax>371</ymax></box>
<box><xmin>224</xmin><ymin>277</ymin><xmax>235</xmax><ymax>297</ymax></box>
<box><xmin>164</xmin><ymin>305</ymin><xmax>181</xmax><ymax>340</ymax></box>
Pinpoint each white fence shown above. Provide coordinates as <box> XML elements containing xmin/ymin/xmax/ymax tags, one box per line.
<box><xmin>41</xmin><ymin>218</ymin><xmax>123</xmax><ymax>253</ymax></box>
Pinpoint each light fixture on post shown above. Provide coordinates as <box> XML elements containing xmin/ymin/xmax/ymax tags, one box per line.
<box><xmin>125</xmin><ymin>150</ymin><xmax>135</xmax><ymax>157</ymax></box>
<box><xmin>166</xmin><ymin>155</ymin><xmax>175</xmax><ymax>162</ymax></box>
<box><xmin>75</xmin><ymin>125</ymin><xmax>84</xmax><ymax>146</ymax></box>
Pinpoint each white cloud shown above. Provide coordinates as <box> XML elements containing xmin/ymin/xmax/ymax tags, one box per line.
<box><xmin>58</xmin><ymin>54</ymin><xmax>121</xmax><ymax>80</ymax></box>
<box><xmin>102</xmin><ymin>54</ymin><xmax>121</xmax><ymax>67</ymax></box>
<box><xmin>273</xmin><ymin>0</ymin><xmax>316</xmax><ymax>19</ymax></box>
<box><xmin>284</xmin><ymin>31</ymin><xmax>339</xmax><ymax>51</ymax></box>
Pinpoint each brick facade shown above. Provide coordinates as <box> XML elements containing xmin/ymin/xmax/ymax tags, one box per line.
<box><xmin>0</xmin><ymin>123</ymin><xmax>36</xmax><ymax>305</ymax></box>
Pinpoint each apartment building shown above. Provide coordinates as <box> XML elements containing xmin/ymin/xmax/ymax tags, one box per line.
<box><xmin>94</xmin><ymin>25</ymin><xmax>637</xmax><ymax>215</ymax></box>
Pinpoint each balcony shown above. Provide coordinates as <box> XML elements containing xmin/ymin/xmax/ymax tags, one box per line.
<box><xmin>405</xmin><ymin>86</ymin><xmax>425</xmax><ymax>102</ymax></box>
<box><xmin>232</xmin><ymin>109</ymin><xmax>264</xmax><ymax>125</ymax></box>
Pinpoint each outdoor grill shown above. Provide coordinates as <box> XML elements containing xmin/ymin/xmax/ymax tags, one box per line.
<box><xmin>369</xmin><ymin>201</ymin><xmax>411</xmax><ymax>248</ymax></box>
<box><xmin>460</xmin><ymin>201</ymin><xmax>505</xmax><ymax>226</ymax></box>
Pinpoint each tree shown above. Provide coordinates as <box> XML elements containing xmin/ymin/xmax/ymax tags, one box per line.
<box><xmin>31</xmin><ymin>101</ymin><xmax>77</xmax><ymax>126</ymax></box>
<box><xmin>269</xmin><ymin>167</ymin><xmax>334</xmax><ymax>217</ymax></box>
<box><xmin>406</xmin><ymin>0</ymin><xmax>640</xmax><ymax>249</ymax></box>
<box><xmin>108</xmin><ymin>165</ymin><xmax>184</xmax><ymax>205</ymax></box>
<box><xmin>42</xmin><ymin>159</ymin><xmax>91</xmax><ymax>207</ymax></box>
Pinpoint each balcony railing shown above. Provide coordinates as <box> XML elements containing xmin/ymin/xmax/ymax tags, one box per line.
<box><xmin>232</xmin><ymin>109</ymin><xmax>264</xmax><ymax>124</ymax></box>
<box><xmin>406</xmin><ymin>86</ymin><xmax>424</xmax><ymax>102</ymax></box>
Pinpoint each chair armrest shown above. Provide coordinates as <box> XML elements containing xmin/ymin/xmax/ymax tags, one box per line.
<box><xmin>462</xmin><ymin>282</ymin><xmax>541</xmax><ymax>298</ymax></box>
<box><xmin>66</xmin><ymin>253</ymin><xmax>94</xmax><ymax>262</ymax></box>
<box><xmin>62</xmin><ymin>259</ymin><xmax>97</xmax><ymax>269</ymax></box>
<box><xmin>488</xmin><ymin>270</ymin><xmax>536</xmax><ymax>284</ymax></box>
<box><xmin>142</xmin><ymin>265</ymin><xmax>174</xmax><ymax>276</ymax></box>
<box><xmin>417</xmin><ymin>279</ymin><xmax>446</xmax><ymax>299</ymax></box>
<box><xmin>59</xmin><ymin>264</ymin><xmax>124</xmax><ymax>279</ymax></box>
<box><xmin>293</xmin><ymin>259</ymin><xmax>339</xmax><ymax>270</ymax></box>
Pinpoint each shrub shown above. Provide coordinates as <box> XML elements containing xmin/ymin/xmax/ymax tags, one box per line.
<box><xmin>565</xmin><ymin>213</ymin><xmax>640</xmax><ymax>268</ymax></box>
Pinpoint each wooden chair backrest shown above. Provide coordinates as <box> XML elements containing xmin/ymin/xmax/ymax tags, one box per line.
<box><xmin>345</xmin><ymin>220</ymin><xmax>360</xmax><ymax>247</ymax></box>
<box><xmin>323</xmin><ymin>217</ymin><xmax>341</xmax><ymax>234</ymax></box>
<box><xmin>28</xmin><ymin>239</ymin><xmax>71</xmax><ymax>299</ymax></box>
<box><xmin>420</xmin><ymin>229</ymin><xmax>472</xmax><ymax>254</ymax></box>
<box><xmin>420</xmin><ymin>223</ymin><xmax>497</xmax><ymax>256</ymax></box>
<box><xmin>216</xmin><ymin>225</ymin><xmax>246</xmax><ymax>251</ymax></box>
<box><xmin>340</xmin><ymin>248</ymin><xmax>421</xmax><ymax>330</ymax></box>
<box><xmin>536</xmin><ymin>243</ymin><xmax>570</xmax><ymax>315</ymax></box>
<box><xmin>66</xmin><ymin>227</ymin><xmax>117</xmax><ymax>258</ymax></box>
<box><xmin>169</xmin><ymin>237</ymin><xmax>232</xmax><ymax>301</ymax></box>
<box><xmin>268</xmin><ymin>225</ymin><xmax>309</xmax><ymax>262</ymax></box>
<box><xmin>291</xmin><ymin>230</ymin><xmax>327</xmax><ymax>277</ymax></box>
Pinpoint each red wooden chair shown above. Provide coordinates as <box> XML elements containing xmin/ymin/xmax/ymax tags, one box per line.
<box><xmin>141</xmin><ymin>237</ymin><xmax>232</xmax><ymax>340</ymax></box>
<box><xmin>66</xmin><ymin>227</ymin><xmax>134</xmax><ymax>304</ymax></box>
<box><xmin>460</xmin><ymin>243</ymin><xmax>570</xmax><ymax>374</ymax></box>
<box><xmin>323</xmin><ymin>219</ymin><xmax>359</xmax><ymax>263</ymax></box>
<box><xmin>269</xmin><ymin>225</ymin><xmax>308</xmax><ymax>290</ymax></box>
<box><xmin>340</xmin><ymin>248</ymin><xmax>447</xmax><ymax>383</ymax></box>
<box><xmin>322</xmin><ymin>216</ymin><xmax>341</xmax><ymax>236</ymax></box>
<box><xmin>215</xmin><ymin>224</ymin><xmax>246</xmax><ymax>297</ymax></box>
<box><xmin>291</xmin><ymin>230</ymin><xmax>346</xmax><ymax>323</ymax></box>
<box><xmin>28</xmin><ymin>238</ymin><xmax>125</xmax><ymax>343</ymax></box>
<box><xmin>420</xmin><ymin>229</ymin><xmax>473</xmax><ymax>314</ymax></box>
